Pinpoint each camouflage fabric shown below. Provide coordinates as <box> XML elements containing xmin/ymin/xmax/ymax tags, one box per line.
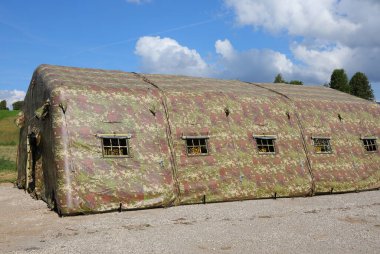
<box><xmin>15</xmin><ymin>111</ymin><xmax>25</xmax><ymax>128</ymax></box>
<box><xmin>16</xmin><ymin>64</ymin><xmax>380</xmax><ymax>215</ymax></box>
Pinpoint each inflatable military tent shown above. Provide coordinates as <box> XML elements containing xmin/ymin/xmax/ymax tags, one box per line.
<box><xmin>16</xmin><ymin>64</ymin><xmax>380</xmax><ymax>215</ymax></box>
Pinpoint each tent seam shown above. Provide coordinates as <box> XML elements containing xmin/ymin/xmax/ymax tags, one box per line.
<box><xmin>245</xmin><ymin>82</ymin><xmax>315</xmax><ymax>196</ymax></box>
<box><xmin>132</xmin><ymin>72</ymin><xmax>181</xmax><ymax>205</ymax></box>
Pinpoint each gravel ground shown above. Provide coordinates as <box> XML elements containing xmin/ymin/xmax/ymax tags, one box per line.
<box><xmin>0</xmin><ymin>183</ymin><xmax>379</xmax><ymax>254</ymax></box>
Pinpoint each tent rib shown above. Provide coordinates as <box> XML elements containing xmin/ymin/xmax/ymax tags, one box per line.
<box><xmin>245</xmin><ymin>82</ymin><xmax>316</xmax><ymax>195</ymax></box>
<box><xmin>132</xmin><ymin>72</ymin><xmax>181</xmax><ymax>204</ymax></box>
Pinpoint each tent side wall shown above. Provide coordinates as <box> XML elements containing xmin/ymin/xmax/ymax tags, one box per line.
<box><xmin>295</xmin><ymin>99</ymin><xmax>380</xmax><ymax>192</ymax></box>
<box><xmin>264</xmin><ymin>84</ymin><xmax>380</xmax><ymax>192</ymax></box>
<box><xmin>146</xmin><ymin>76</ymin><xmax>314</xmax><ymax>204</ymax></box>
<box><xmin>16</xmin><ymin>68</ymin><xmax>58</xmax><ymax>207</ymax></box>
<box><xmin>47</xmin><ymin>76</ymin><xmax>176</xmax><ymax>215</ymax></box>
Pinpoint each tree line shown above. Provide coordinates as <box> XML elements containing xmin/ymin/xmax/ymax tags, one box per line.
<box><xmin>274</xmin><ymin>74</ymin><xmax>303</xmax><ymax>85</ymax></box>
<box><xmin>0</xmin><ymin>100</ymin><xmax>24</xmax><ymax>111</ymax></box>
<box><xmin>273</xmin><ymin>69</ymin><xmax>375</xmax><ymax>101</ymax></box>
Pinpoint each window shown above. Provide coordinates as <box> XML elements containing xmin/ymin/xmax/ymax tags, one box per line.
<box><xmin>362</xmin><ymin>137</ymin><xmax>377</xmax><ymax>152</ymax></box>
<box><xmin>312</xmin><ymin>137</ymin><xmax>332</xmax><ymax>153</ymax></box>
<box><xmin>253</xmin><ymin>135</ymin><xmax>276</xmax><ymax>154</ymax></box>
<box><xmin>98</xmin><ymin>134</ymin><xmax>131</xmax><ymax>157</ymax></box>
<box><xmin>182</xmin><ymin>136</ymin><xmax>209</xmax><ymax>156</ymax></box>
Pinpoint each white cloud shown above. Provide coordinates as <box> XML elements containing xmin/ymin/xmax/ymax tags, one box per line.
<box><xmin>215</xmin><ymin>39</ymin><xmax>294</xmax><ymax>82</ymax></box>
<box><xmin>224</xmin><ymin>0</ymin><xmax>380</xmax><ymax>84</ymax></box>
<box><xmin>135</xmin><ymin>36</ymin><xmax>211</xmax><ymax>77</ymax></box>
<box><xmin>215</xmin><ymin>39</ymin><xmax>235</xmax><ymax>59</ymax></box>
<box><xmin>134</xmin><ymin>0</ymin><xmax>380</xmax><ymax>86</ymax></box>
<box><xmin>0</xmin><ymin>90</ymin><xmax>26</xmax><ymax>109</ymax></box>
<box><xmin>224</xmin><ymin>0</ymin><xmax>358</xmax><ymax>44</ymax></box>
<box><xmin>289</xmin><ymin>43</ymin><xmax>354</xmax><ymax>83</ymax></box>
<box><xmin>134</xmin><ymin>36</ymin><xmax>296</xmax><ymax>82</ymax></box>
<box><xmin>133</xmin><ymin>35</ymin><xmax>380</xmax><ymax>87</ymax></box>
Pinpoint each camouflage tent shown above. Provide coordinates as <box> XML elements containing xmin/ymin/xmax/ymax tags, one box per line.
<box><xmin>16</xmin><ymin>65</ymin><xmax>380</xmax><ymax>215</ymax></box>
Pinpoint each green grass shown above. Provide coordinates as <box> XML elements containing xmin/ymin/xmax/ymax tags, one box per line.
<box><xmin>0</xmin><ymin>141</ymin><xmax>16</xmax><ymax>146</ymax></box>
<box><xmin>0</xmin><ymin>157</ymin><xmax>16</xmax><ymax>170</ymax></box>
<box><xmin>0</xmin><ymin>157</ymin><xmax>17</xmax><ymax>183</ymax></box>
<box><xmin>0</xmin><ymin>110</ymin><xmax>20</xmax><ymax>146</ymax></box>
<box><xmin>0</xmin><ymin>110</ymin><xmax>19</xmax><ymax>121</ymax></box>
<box><xmin>0</xmin><ymin>110</ymin><xmax>19</xmax><ymax>183</ymax></box>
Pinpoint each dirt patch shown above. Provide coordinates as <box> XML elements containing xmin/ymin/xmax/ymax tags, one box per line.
<box><xmin>172</xmin><ymin>218</ymin><xmax>194</xmax><ymax>225</ymax></box>
<box><xmin>258</xmin><ymin>215</ymin><xmax>272</xmax><ymax>219</ymax></box>
<box><xmin>304</xmin><ymin>209</ymin><xmax>320</xmax><ymax>214</ymax></box>
<box><xmin>122</xmin><ymin>223</ymin><xmax>151</xmax><ymax>230</ymax></box>
<box><xmin>338</xmin><ymin>216</ymin><xmax>368</xmax><ymax>224</ymax></box>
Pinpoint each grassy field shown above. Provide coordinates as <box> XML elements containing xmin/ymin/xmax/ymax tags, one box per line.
<box><xmin>0</xmin><ymin>110</ymin><xmax>19</xmax><ymax>146</ymax></box>
<box><xmin>0</xmin><ymin>110</ymin><xmax>19</xmax><ymax>183</ymax></box>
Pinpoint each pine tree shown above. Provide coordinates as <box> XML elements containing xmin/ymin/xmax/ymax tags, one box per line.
<box><xmin>329</xmin><ymin>69</ymin><xmax>350</xmax><ymax>93</ymax></box>
<box><xmin>274</xmin><ymin>73</ymin><xmax>285</xmax><ymax>83</ymax></box>
<box><xmin>349</xmin><ymin>72</ymin><xmax>374</xmax><ymax>101</ymax></box>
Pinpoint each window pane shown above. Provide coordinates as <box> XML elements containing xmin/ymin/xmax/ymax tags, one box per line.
<box><xmin>363</xmin><ymin>139</ymin><xmax>377</xmax><ymax>152</ymax></box>
<box><xmin>185</xmin><ymin>138</ymin><xmax>208</xmax><ymax>155</ymax></box>
<box><xmin>111</xmin><ymin>138</ymin><xmax>119</xmax><ymax>146</ymax></box>
<box><xmin>120</xmin><ymin>147</ymin><xmax>128</xmax><ymax>155</ymax></box>
<box><xmin>255</xmin><ymin>138</ymin><xmax>276</xmax><ymax>154</ymax></box>
<box><xmin>189</xmin><ymin>147</ymin><xmax>200</xmax><ymax>155</ymax></box>
<box><xmin>111</xmin><ymin>148</ymin><xmax>120</xmax><ymax>155</ymax></box>
<box><xmin>119</xmin><ymin>138</ymin><xmax>127</xmax><ymax>146</ymax></box>
<box><xmin>104</xmin><ymin>147</ymin><xmax>112</xmax><ymax>155</ymax></box>
<box><xmin>102</xmin><ymin>137</ymin><xmax>130</xmax><ymax>156</ymax></box>
<box><xmin>313</xmin><ymin>138</ymin><xmax>331</xmax><ymax>153</ymax></box>
<box><xmin>103</xmin><ymin>138</ymin><xmax>111</xmax><ymax>146</ymax></box>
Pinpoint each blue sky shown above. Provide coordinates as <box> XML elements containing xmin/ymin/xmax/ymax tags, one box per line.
<box><xmin>1</xmin><ymin>0</ymin><xmax>380</xmax><ymax>106</ymax></box>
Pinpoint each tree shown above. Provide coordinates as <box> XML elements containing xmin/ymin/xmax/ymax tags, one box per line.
<box><xmin>12</xmin><ymin>101</ymin><xmax>24</xmax><ymax>110</ymax></box>
<box><xmin>349</xmin><ymin>72</ymin><xmax>374</xmax><ymax>101</ymax></box>
<box><xmin>274</xmin><ymin>73</ymin><xmax>285</xmax><ymax>83</ymax></box>
<box><xmin>0</xmin><ymin>100</ymin><xmax>8</xmax><ymax>110</ymax></box>
<box><xmin>273</xmin><ymin>74</ymin><xmax>303</xmax><ymax>85</ymax></box>
<box><xmin>289</xmin><ymin>80</ymin><xmax>303</xmax><ymax>85</ymax></box>
<box><xmin>329</xmin><ymin>69</ymin><xmax>350</xmax><ymax>93</ymax></box>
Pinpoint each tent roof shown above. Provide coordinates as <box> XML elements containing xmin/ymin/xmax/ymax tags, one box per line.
<box><xmin>34</xmin><ymin>64</ymin><xmax>372</xmax><ymax>104</ymax></box>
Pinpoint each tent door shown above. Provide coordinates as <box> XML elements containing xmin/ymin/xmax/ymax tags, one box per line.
<box><xmin>26</xmin><ymin>132</ymin><xmax>38</xmax><ymax>192</ymax></box>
